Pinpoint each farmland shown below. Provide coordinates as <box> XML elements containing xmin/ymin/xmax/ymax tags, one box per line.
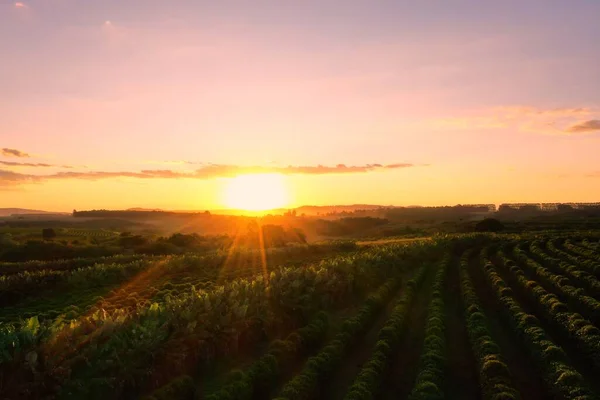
<box><xmin>1</xmin><ymin>233</ymin><xmax>600</xmax><ymax>399</ymax></box>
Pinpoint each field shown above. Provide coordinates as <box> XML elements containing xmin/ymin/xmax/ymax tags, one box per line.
<box><xmin>1</xmin><ymin>233</ymin><xmax>600</xmax><ymax>400</ymax></box>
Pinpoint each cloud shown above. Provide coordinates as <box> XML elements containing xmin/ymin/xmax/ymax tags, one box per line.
<box><xmin>147</xmin><ymin>160</ymin><xmax>203</xmax><ymax>166</ymax></box>
<box><xmin>0</xmin><ymin>170</ymin><xmax>39</xmax><ymax>185</ymax></box>
<box><xmin>566</xmin><ymin>120</ymin><xmax>600</xmax><ymax>133</ymax></box>
<box><xmin>427</xmin><ymin>106</ymin><xmax>599</xmax><ymax>134</ymax></box>
<box><xmin>0</xmin><ymin>162</ymin><xmax>420</xmax><ymax>187</ymax></box>
<box><xmin>2</xmin><ymin>148</ymin><xmax>30</xmax><ymax>158</ymax></box>
<box><xmin>183</xmin><ymin>163</ymin><xmax>415</xmax><ymax>177</ymax></box>
<box><xmin>0</xmin><ymin>161</ymin><xmax>74</xmax><ymax>168</ymax></box>
<box><xmin>14</xmin><ymin>2</ymin><xmax>26</xmax><ymax>8</ymax></box>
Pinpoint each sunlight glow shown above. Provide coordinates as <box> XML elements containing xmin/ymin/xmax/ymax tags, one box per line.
<box><xmin>223</xmin><ymin>173</ymin><xmax>289</xmax><ymax>211</ymax></box>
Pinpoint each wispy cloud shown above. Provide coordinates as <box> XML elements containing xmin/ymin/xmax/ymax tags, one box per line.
<box><xmin>147</xmin><ymin>160</ymin><xmax>203</xmax><ymax>166</ymax></box>
<box><xmin>14</xmin><ymin>2</ymin><xmax>26</xmax><ymax>8</ymax></box>
<box><xmin>566</xmin><ymin>120</ymin><xmax>600</xmax><ymax>134</ymax></box>
<box><xmin>0</xmin><ymin>161</ymin><xmax>74</xmax><ymax>168</ymax></box>
<box><xmin>427</xmin><ymin>106</ymin><xmax>599</xmax><ymax>134</ymax></box>
<box><xmin>1</xmin><ymin>148</ymin><xmax>30</xmax><ymax>158</ymax></box>
<box><xmin>0</xmin><ymin>162</ymin><xmax>420</xmax><ymax>187</ymax></box>
<box><xmin>0</xmin><ymin>170</ymin><xmax>38</xmax><ymax>185</ymax></box>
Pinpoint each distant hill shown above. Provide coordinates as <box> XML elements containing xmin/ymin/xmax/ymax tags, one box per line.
<box><xmin>208</xmin><ymin>204</ymin><xmax>391</xmax><ymax>216</ymax></box>
<box><xmin>291</xmin><ymin>204</ymin><xmax>391</xmax><ymax>215</ymax></box>
<box><xmin>118</xmin><ymin>205</ymin><xmax>391</xmax><ymax>216</ymax></box>
<box><xmin>0</xmin><ymin>208</ymin><xmax>67</xmax><ymax>217</ymax></box>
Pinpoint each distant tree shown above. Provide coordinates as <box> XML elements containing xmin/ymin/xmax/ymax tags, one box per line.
<box><xmin>557</xmin><ymin>204</ymin><xmax>574</xmax><ymax>212</ymax></box>
<box><xmin>42</xmin><ymin>228</ymin><xmax>57</xmax><ymax>241</ymax></box>
<box><xmin>118</xmin><ymin>234</ymin><xmax>148</xmax><ymax>248</ymax></box>
<box><xmin>475</xmin><ymin>218</ymin><xmax>504</xmax><ymax>232</ymax></box>
<box><xmin>283</xmin><ymin>209</ymin><xmax>297</xmax><ymax>217</ymax></box>
<box><xmin>292</xmin><ymin>228</ymin><xmax>307</xmax><ymax>243</ymax></box>
<box><xmin>261</xmin><ymin>224</ymin><xmax>287</xmax><ymax>247</ymax></box>
<box><xmin>166</xmin><ymin>233</ymin><xmax>201</xmax><ymax>248</ymax></box>
<box><xmin>0</xmin><ymin>233</ymin><xmax>17</xmax><ymax>247</ymax></box>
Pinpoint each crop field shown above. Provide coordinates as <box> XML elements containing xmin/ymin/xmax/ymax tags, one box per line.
<box><xmin>59</xmin><ymin>228</ymin><xmax>119</xmax><ymax>239</ymax></box>
<box><xmin>0</xmin><ymin>227</ymin><xmax>119</xmax><ymax>243</ymax></box>
<box><xmin>1</xmin><ymin>234</ymin><xmax>600</xmax><ymax>400</ymax></box>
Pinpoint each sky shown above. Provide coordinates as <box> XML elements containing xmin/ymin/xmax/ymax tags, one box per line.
<box><xmin>1</xmin><ymin>0</ymin><xmax>600</xmax><ymax>211</ymax></box>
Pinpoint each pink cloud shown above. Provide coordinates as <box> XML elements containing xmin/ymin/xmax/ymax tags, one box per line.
<box><xmin>1</xmin><ymin>148</ymin><xmax>30</xmax><ymax>158</ymax></box>
<box><xmin>426</xmin><ymin>105</ymin><xmax>598</xmax><ymax>134</ymax></box>
<box><xmin>0</xmin><ymin>162</ymin><xmax>422</xmax><ymax>187</ymax></box>
<box><xmin>566</xmin><ymin>120</ymin><xmax>600</xmax><ymax>134</ymax></box>
<box><xmin>0</xmin><ymin>161</ymin><xmax>73</xmax><ymax>168</ymax></box>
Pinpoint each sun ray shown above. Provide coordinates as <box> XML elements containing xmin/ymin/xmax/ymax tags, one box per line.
<box><xmin>257</xmin><ymin>219</ymin><xmax>269</xmax><ymax>283</ymax></box>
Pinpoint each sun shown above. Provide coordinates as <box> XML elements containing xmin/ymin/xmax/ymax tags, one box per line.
<box><xmin>223</xmin><ymin>173</ymin><xmax>290</xmax><ymax>211</ymax></box>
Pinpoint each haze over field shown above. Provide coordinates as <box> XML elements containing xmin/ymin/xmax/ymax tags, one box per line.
<box><xmin>2</xmin><ymin>1</ymin><xmax>600</xmax><ymax>212</ymax></box>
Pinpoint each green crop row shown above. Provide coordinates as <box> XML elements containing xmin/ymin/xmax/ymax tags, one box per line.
<box><xmin>205</xmin><ymin>311</ymin><xmax>329</xmax><ymax>400</ymax></box>
<box><xmin>501</xmin><ymin>248</ymin><xmax>600</xmax><ymax>373</ymax></box>
<box><xmin>577</xmin><ymin>240</ymin><xmax>600</xmax><ymax>252</ymax></box>
<box><xmin>0</xmin><ymin>254</ymin><xmax>153</xmax><ymax>276</ymax></box>
<box><xmin>407</xmin><ymin>256</ymin><xmax>448</xmax><ymax>400</ymax></box>
<box><xmin>480</xmin><ymin>248</ymin><xmax>595</xmax><ymax>400</ymax></box>
<box><xmin>563</xmin><ymin>240</ymin><xmax>600</xmax><ymax>273</ymax></box>
<box><xmin>459</xmin><ymin>250</ymin><xmax>520</xmax><ymax>400</ymax></box>
<box><xmin>274</xmin><ymin>277</ymin><xmax>402</xmax><ymax>400</ymax></box>
<box><xmin>143</xmin><ymin>375</ymin><xmax>195</xmax><ymax>400</ymax></box>
<box><xmin>531</xmin><ymin>241</ymin><xmax>600</xmax><ymax>297</ymax></box>
<box><xmin>0</xmin><ymin>242</ymin><xmax>425</xmax><ymax>399</ymax></box>
<box><xmin>507</xmin><ymin>244</ymin><xmax>600</xmax><ymax>326</ymax></box>
<box><xmin>343</xmin><ymin>261</ymin><xmax>430</xmax><ymax>400</ymax></box>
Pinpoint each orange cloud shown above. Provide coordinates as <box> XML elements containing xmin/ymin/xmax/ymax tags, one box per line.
<box><xmin>427</xmin><ymin>106</ymin><xmax>598</xmax><ymax>134</ymax></box>
<box><xmin>1</xmin><ymin>148</ymin><xmax>30</xmax><ymax>158</ymax></box>
<box><xmin>0</xmin><ymin>161</ymin><xmax>73</xmax><ymax>168</ymax></box>
<box><xmin>0</xmin><ymin>162</ymin><xmax>421</xmax><ymax>187</ymax></box>
<box><xmin>14</xmin><ymin>2</ymin><xmax>26</xmax><ymax>8</ymax></box>
<box><xmin>0</xmin><ymin>170</ymin><xmax>39</xmax><ymax>185</ymax></box>
<box><xmin>566</xmin><ymin>120</ymin><xmax>600</xmax><ymax>134</ymax></box>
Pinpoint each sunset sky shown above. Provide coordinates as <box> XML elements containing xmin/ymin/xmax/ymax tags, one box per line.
<box><xmin>1</xmin><ymin>0</ymin><xmax>600</xmax><ymax>211</ymax></box>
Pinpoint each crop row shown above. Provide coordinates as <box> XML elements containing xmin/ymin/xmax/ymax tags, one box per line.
<box><xmin>563</xmin><ymin>240</ymin><xmax>600</xmax><ymax>274</ymax></box>
<box><xmin>459</xmin><ymin>250</ymin><xmax>520</xmax><ymax>400</ymax></box>
<box><xmin>0</xmin><ymin>248</ymin><xmax>331</xmax><ymax>313</ymax></box>
<box><xmin>479</xmin><ymin>247</ymin><xmax>595</xmax><ymax>400</ymax></box>
<box><xmin>544</xmin><ymin>240</ymin><xmax>600</xmax><ymax>281</ymax></box>
<box><xmin>505</xmin><ymin>243</ymin><xmax>600</xmax><ymax>326</ymax></box>
<box><xmin>407</xmin><ymin>256</ymin><xmax>448</xmax><ymax>400</ymax></box>
<box><xmin>0</xmin><ymin>241</ymin><xmax>360</xmax><ymax>291</ymax></box>
<box><xmin>499</xmin><ymin>247</ymin><xmax>600</xmax><ymax>374</ymax></box>
<box><xmin>274</xmin><ymin>277</ymin><xmax>402</xmax><ymax>400</ymax></box>
<box><xmin>0</xmin><ymin>258</ymin><xmax>156</xmax><ymax>308</ymax></box>
<box><xmin>344</xmin><ymin>261</ymin><xmax>430</xmax><ymax>399</ymax></box>
<box><xmin>1</xmin><ymin>243</ymin><xmax>427</xmax><ymax>399</ymax></box>
<box><xmin>0</xmin><ymin>254</ymin><xmax>154</xmax><ymax>276</ymax></box>
<box><xmin>578</xmin><ymin>239</ymin><xmax>599</xmax><ymax>251</ymax></box>
<box><xmin>60</xmin><ymin>229</ymin><xmax>117</xmax><ymax>237</ymax></box>
<box><xmin>530</xmin><ymin>241</ymin><xmax>600</xmax><ymax>297</ymax></box>
<box><xmin>191</xmin><ymin>311</ymin><xmax>329</xmax><ymax>400</ymax></box>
